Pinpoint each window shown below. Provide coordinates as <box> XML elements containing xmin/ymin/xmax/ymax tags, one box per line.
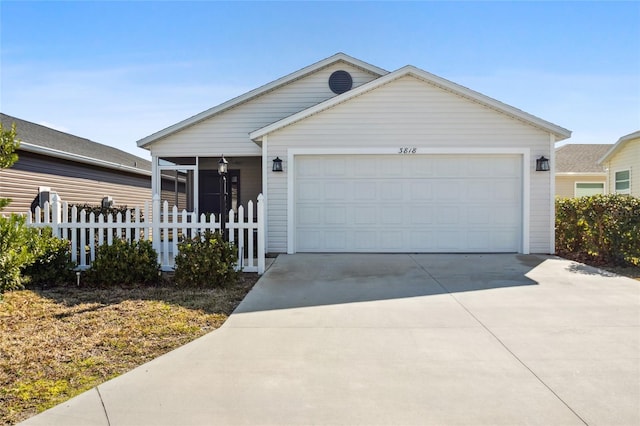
<box><xmin>575</xmin><ymin>182</ymin><xmax>604</xmax><ymax>197</ymax></box>
<box><xmin>615</xmin><ymin>170</ymin><xmax>630</xmax><ymax>194</ymax></box>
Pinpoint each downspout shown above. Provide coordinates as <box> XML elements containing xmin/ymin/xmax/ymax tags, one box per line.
<box><xmin>151</xmin><ymin>155</ymin><xmax>158</xmax><ymax>199</ymax></box>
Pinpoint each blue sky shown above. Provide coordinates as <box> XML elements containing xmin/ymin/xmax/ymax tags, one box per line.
<box><xmin>1</xmin><ymin>1</ymin><xmax>639</xmax><ymax>159</ymax></box>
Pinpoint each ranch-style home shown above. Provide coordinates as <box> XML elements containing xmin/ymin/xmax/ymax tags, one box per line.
<box><xmin>0</xmin><ymin>113</ymin><xmax>153</xmax><ymax>215</ymax></box>
<box><xmin>555</xmin><ymin>144</ymin><xmax>611</xmax><ymax>198</ymax></box>
<box><xmin>137</xmin><ymin>53</ymin><xmax>571</xmax><ymax>255</ymax></box>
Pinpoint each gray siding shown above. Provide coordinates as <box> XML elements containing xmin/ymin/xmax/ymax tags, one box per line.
<box><xmin>0</xmin><ymin>152</ymin><xmax>151</xmax><ymax>214</ymax></box>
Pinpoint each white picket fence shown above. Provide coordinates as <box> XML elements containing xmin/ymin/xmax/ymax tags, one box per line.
<box><xmin>25</xmin><ymin>194</ymin><xmax>265</xmax><ymax>274</ymax></box>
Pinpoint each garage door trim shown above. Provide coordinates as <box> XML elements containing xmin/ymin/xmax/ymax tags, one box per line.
<box><xmin>287</xmin><ymin>147</ymin><xmax>531</xmax><ymax>254</ymax></box>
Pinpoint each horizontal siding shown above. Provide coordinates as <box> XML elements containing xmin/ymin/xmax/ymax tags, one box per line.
<box><xmin>605</xmin><ymin>140</ymin><xmax>639</xmax><ymax>196</ymax></box>
<box><xmin>149</xmin><ymin>62</ymin><xmax>380</xmax><ymax>157</ymax></box>
<box><xmin>555</xmin><ymin>175</ymin><xmax>607</xmax><ymax>198</ymax></box>
<box><xmin>266</xmin><ymin>75</ymin><xmax>555</xmax><ymax>254</ymax></box>
<box><xmin>1</xmin><ymin>171</ymin><xmax>151</xmax><ymax>215</ymax></box>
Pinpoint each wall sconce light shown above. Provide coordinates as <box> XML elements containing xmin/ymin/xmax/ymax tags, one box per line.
<box><xmin>272</xmin><ymin>157</ymin><xmax>283</xmax><ymax>172</ymax></box>
<box><xmin>536</xmin><ymin>156</ymin><xmax>550</xmax><ymax>171</ymax></box>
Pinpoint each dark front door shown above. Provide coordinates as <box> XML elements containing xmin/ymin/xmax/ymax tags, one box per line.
<box><xmin>198</xmin><ymin>170</ymin><xmax>240</xmax><ymax>215</ymax></box>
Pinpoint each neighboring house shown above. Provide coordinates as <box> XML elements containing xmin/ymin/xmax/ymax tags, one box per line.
<box><xmin>555</xmin><ymin>144</ymin><xmax>611</xmax><ymax>198</ymax></box>
<box><xmin>138</xmin><ymin>53</ymin><xmax>571</xmax><ymax>255</ymax></box>
<box><xmin>0</xmin><ymin>113</ymin><xmax>152</xmax><ymax>214</ymax></box>
<box><xmin>599</xmin><ymin>130</ymin><xmax>640</xmax><ymax>197</ymax></box>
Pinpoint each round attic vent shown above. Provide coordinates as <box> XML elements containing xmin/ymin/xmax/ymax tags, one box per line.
<box><xmin>329</xmin><ymin>70</ymin><xmax>353</xmax><ymax>94</ymax></box>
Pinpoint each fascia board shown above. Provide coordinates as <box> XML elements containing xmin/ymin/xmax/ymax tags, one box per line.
<box><xmin>137</xmin><ymin>53</ymin><xmax>388</xmax><ymax>149</ymax></box>
<box><xmin>251</xmin><ymin>65</ymin><xmax>572</xmax><ymax>141</ymax></box>
<box><xmin>598</xmin><ymin>130</ymin><xmax>640</xmax><ymax>164</ymax></box>
<box><xmin>20</xmin><ymin>142</ymin><xmax>151</xmax><ymax>177</ymax></box>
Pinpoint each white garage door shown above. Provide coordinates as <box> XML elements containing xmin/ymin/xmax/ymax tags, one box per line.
<box><xmin>295</xmin><ymin>154</ymin><xmax>522</xmax><ymax>252</ymax></box>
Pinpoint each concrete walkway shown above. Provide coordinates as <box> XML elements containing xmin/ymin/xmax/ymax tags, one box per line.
<box><xmin>21</xmin><ymin>254</ymin><xmax>640</xmax><ymax>426</ymax></box>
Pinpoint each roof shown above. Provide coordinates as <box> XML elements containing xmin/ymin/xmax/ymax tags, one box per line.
<box><xmin>250</xmin><ymin>65</ymin><xmax>572</xmax><ymax>142</ymax></box>
<box><xmin>1</xmin><ymin>113</ymin><xmax>151</xmax><ymax>176</ymax></box>
<box><xmin>599</xmin><ymin>130</ymin><xmax>640</xmax><ymax>164</ymax></box>
<box><xmin>137</xmin><ymin>53</ymin><xmax>388</xmax><ymax>149</ymax></box>
<box><xmin>555</xmin><ymin>144</ymin><xmax>612</xmax><ymax>174</ymax></box>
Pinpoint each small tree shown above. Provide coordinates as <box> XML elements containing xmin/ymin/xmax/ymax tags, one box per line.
<box><xmin>0</xmin><ymin>122</ymin><xmax>20</xmax><ymax>211</ymax></box>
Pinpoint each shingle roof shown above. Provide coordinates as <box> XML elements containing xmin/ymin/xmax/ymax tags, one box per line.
<box><xmin>555</xmin><ymin>144</ymin><xmax>612</xmax><ymax>173</ymax></box>
<box><xmin>0</xmin><ymin>113</ymin><xmax>151</xmax><ymax>174</ymax></box>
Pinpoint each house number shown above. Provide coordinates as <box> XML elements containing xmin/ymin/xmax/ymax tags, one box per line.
<box><xmin>398</xmin><ymin>147</ymin><xmax>417</xmax><ymax>154</ymax></box>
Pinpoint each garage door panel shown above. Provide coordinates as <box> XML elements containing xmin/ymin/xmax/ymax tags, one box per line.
<box><xmin>325</xmin><ymin>158</ymin><xmax>348</xmax><ymax>176</ymax></box>
<box><xmin>434</xmin><ymin>181</ymin><xmax>460</xmax><ymax>201</ymax></box>
<box><xmin>295</xmin><ymin>154</ymin><xmax>521</xmax><ymax>253</ymax></box>
<box><xmin>410</xmin><ymin>182</ymin><xmax>433</xmax><ymax>200</ymax></box>
<box><xmin>409</xmin><ymin>205</ymin><xmax>435</xmax><ymax>224</ymax></box>
<box><xmin>325</xmin><ymin>207</ymin><xmax>347</xmax><ymax>225</ymax></box>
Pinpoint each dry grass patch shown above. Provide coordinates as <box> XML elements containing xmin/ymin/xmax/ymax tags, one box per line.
<box><xmin>0</xmin><ymin>274</ymin><xmax>258</xmax><ymax>425</ymax></box>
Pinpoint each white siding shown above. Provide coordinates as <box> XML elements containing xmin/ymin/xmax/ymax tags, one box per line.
<box><xmin>148</xmin><ymin>62</ymin><xmax>380</xmax><ymax>157</ymax></box>
<box><xmin>266</xmin><ymin>75</ymin><xmax>554</xmax><ymax>254</ymax></box>
<box><xmin>604</xmin><ymin>139</ymin><xmax>639</xmax><ymax>196</ymax></box>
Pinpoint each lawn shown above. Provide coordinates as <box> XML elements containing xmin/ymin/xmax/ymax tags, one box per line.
<box><xmin>0</xmin><ymin>274</ymin><xmax>259</xmax><ymax>426</ymax></box>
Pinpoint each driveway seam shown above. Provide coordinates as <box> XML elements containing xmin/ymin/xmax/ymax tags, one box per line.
<box><xmin>408</xmin><ymin>254</ymin><xmax>589</xmax><ymax>426</ymax></box>
<box><xmin>95</xmin><ymin>386</ymin><xmax>111</xmax><ymax>426</ymax></box>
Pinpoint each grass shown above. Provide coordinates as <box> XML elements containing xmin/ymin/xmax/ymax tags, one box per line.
<box><xmin>0</xmin><ymin>274</ymin><xmax>259</xmax><ymax>426</ymax></box>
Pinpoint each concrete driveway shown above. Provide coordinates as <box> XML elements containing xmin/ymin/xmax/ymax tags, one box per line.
<box><xmin>22</xmin><ymin>254</ymin><xmax>640</xmax><ymax>426</ymax></box>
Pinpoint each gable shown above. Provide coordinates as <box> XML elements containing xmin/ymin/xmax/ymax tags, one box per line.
<box><xmin>251</xmin><ymin>65</ymin><xmax>571</xmax><ymax>142</ymax></box>
<box><xmin>146</xmin><ymin>61</ymin><xmax>382</xmax><ymax>157</ymax></box>
<box><xmin>260</xmin><ymin>74</ymin><xmax>555</xmax><ymax>146</ymax></box>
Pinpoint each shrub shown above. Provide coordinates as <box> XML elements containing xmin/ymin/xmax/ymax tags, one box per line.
<box><xmin>174</xmin><ymin>231</ymin><xmax>239</xmax><ymax>287</ymax></box>
<box><xmin>23</xmin><ymin>227</ymin><xmax>76</xmax><ymax>287</ymax></box>
<box><xmin>0</xmin><ymin>214</ymin><xmax>36</xmax><ymax>294</ymax></box>
<box><xmin>556</xmin><ymin>194</ymin><xmax>640</xmax><ymax>266</ymax></box>
<box><xmin>84</xmin><ymin>239</ymin><xmax>159</xmax><ymax>286</ymax></box>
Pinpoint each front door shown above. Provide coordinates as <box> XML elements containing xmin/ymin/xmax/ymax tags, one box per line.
<box><xmin>198</xmin><ymin>170</ymin><xmax>240</xmax><ymax>215</ymax></box>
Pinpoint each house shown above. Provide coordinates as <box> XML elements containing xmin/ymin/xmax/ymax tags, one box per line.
<box><xmin>599</xmin><ymin>130</ymin><xmax>640</xmax><ymax>197</ymax></box>
<box><xmin>137</xmin><ymin>53</ymin><xmax>571</xmax><ymax>255</ymax></box>
<box><xmin>555</xmin><ymin>144</ymin><xmax>611</xmax><ymax>198</ymax></box>
<box><xmin>0</xmin><ymin>113</ymin><xmax>152</xmax><ymax>214</ymax></box>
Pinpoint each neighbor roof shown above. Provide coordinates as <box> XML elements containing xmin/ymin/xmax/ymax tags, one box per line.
<box><xmin>599</xmin><ymin>130</ymin><xmax>640</xmax><ymax>164</ymax></box>
<box><xmin>250</xmin><ymin>65</ymin><xmax>572</xmax><ymax>142</ymax></box>
<box><xmin>137</xmin><ymin>53</ymin><xmax>388</xmax><ymax>148</ymax></box>
<box><xmin>555</xmin><ymin>144</ymin><xmax>611</xmax><ymax>174</ymax></box>
<box><xmin>1</xmin><ymin>113</ymin><xmax>151</xmax><ymax>176</ymax></box>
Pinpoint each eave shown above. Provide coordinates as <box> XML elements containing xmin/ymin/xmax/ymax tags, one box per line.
<box><xmin>19</xmin><ymin>142</ymin><xmax>151</xmax><ymax>177</ymax></box>
<box><xmin>137</xmin><ymin>53</ymin><xmax>388</xmax><ymax>149</ymax></box>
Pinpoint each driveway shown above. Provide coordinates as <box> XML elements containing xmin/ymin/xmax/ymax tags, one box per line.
<box><xmin>22</xmin><ymin>254</ymin><xmax>640</xmax><ymax>426</ymax></box>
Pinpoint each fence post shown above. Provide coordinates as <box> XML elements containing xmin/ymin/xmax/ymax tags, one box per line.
<box><xmin>152</xmin><ymin>194</ymin><xmax>161</xmax><ymax>265</ymax></box>
<box><xmin>51</xmin><ymin>193</ymin><xmax>61</xmax><ymax>238</ymax></box>
<box><xmin>257</xmin><ymin>193</ymin><xmax>265</xmax><ymax>274</ymax></box>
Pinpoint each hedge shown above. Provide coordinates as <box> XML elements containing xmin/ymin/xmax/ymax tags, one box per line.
<box><xmin>556</xmin><ymin>194</ymin><xmax>640</xmax><ymax>266</ymax></box>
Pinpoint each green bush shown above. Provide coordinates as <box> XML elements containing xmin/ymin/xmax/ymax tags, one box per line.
<box><xmin>84</xmin><ymin>239</ymin><xmax>159</xmax><ymax>286</ymax></box>
<box><xmin>174</xmin><ymin>231</ymin><xmax>239</xmax><ymax>287</ymax></box>
<box><xmin>23</xmin><ymin>227</ymin><xmax>76</xmax><ymax>287</ymax></box>
<box><xmin>556</xmin><ymin>194</ymin><xmax>640</xmax><ymax>266</ymax></box>
<box><xmin>0</xmin><ymin>214</ymin><xmax>37</xmax><ymax>294</ymax></box>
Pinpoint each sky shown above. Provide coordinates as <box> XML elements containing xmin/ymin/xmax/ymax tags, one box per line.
<box><xmin>1</xmin><ymin>1</ymin><xmax>639</xmax><ymax>160</ymax></box>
